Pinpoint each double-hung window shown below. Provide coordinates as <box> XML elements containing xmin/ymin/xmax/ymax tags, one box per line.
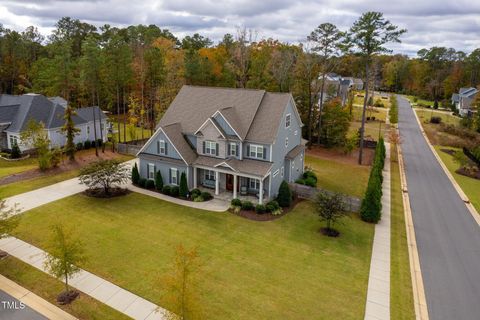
<box><xmin>148</xmin><ymin>163</ymin><xmax>155</xmax><ymax>180</ymax></box>
<box><xmin>229</xmin><ymin>142</ymin><xmax>237</xmax><ymax>156</ymax></box>
<box><xmin>285</xmin><ymin>137</ymin><xmax>288</xmax><ymax>148</ymax></box>
<box><xmin>249</xmin><ymin>144</ymin><xmax>264</xmax><ymax>159</ymax></box>
<box><xmin>249</xmin><ymin>178</ymin><xmax>260</xmax><ymax>190</ymax></box>
<box><xmin>205</xmin><ymin>170</ymin><xmax>215</xmax><ymax>181</ymax></box>
<box><xmin>281</xmin><ymin>166</ymin><xmax>284</xmax><ymax>178</ymax></box>
<box><xmin>170</xmin><ymin>168</ymin><xmax>178</xmax><ymax>185</ymax></box>
<box><xmin>158</xmin><ymin>140</ymin><xmax>166</xmax><ymax>154</ymax></box>
<box><xmin>205</xmin><ymin>141</ymin><xmax>216</xmax><ymax>155</ymax></box>
<box><xmin>285</xmin><ymin>114</ymin><xmax>291</xmax><ymax>128</ymax></box>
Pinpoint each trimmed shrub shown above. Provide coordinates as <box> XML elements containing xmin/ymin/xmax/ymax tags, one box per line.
<box><xmin>170</xmin><ymin>186</ymin><xmax>180</xmax><ymax>197</ymax></box>
<box><xmin>266</xmin><ymin>200</ymin><xmax>280</xmax><ymax>211</ymax></box>
<box><xmin>76</xmin><ymin>142</ymin><xmax>83</xmax><ymax>151</ymax></box>
<box><xmin>145</xmin><ymin>179</ymin><xmax>155</xmax><ymax>189</ymax></box>
<box><xmin>193</xmin><ymin>196</ymin><xmax>204</xmax><ymax>202</ymax></box>
<box><xmin>191</xmin><ymin>188</ymin><xmax>201</xmax><ymax>198</ymax></box>
<box><xmin>155</xmin><ymin>170</ymin><xmax>164</xmax><ymax>191</ymax></box>
<box><xmin>430</xmin><ymin>116</ymin><xmax>442</xmax><ymax>124</ymax></box>
<box><xmin>277</xmin><ymin>181</ymin><xmax>292</xmax><ymax>208</ymax></box>
<box><xmin>255</xmin><ymin>204</ymin><xmax>266</xmax><ymax>214</ymax></box>
<box><xmin>231</xmin><ymin>198</ymin><xmax>242</xmax><ymax>207</ymax></box>
<box><xmin>10</xmin><ymin>141</ymin><xmax>21</xmax><ymax>159</ymax></box>
<box><xmin>162</xmin><ymin>185</ymin><xmax>171</xmax><ymax>196</ymax></box>
<box><xmin>360</xmin><ymin>137</ymin><xmax>386</xmax><ymax>223</ymax></box>
<box><xmin>304</xmin><ymin>177</ymin><xmax>317</xmax><ymax>187</ymax></box>
<box><xmin>201</xmin><ymin>191</ymin><xmax>213</xmax><ymax>200</ymax></box>
<box><xmin>83</xmin><ymin>140</ymin><xmax>91</xmax><ymax>149</ymax></box>
<box><xmin>131</xmin><ymin>163</ymin><xmax>140</xmax><ymax>185</ymax></box>
<box><xmin>179</xmin><ymin>172</ymin><xmax>188</xmax><ymax>197</ymax></box>
<box><xmin>295</xmin><ymin>178</ymin><xmax>306</xmax><ymax>185</ymax></box>
<box><xmin>303</xmin><ymin>170</ymin><xmax>317</xmax><ymax>183</ymax></box>
<box><xmin>241</xmin><ymin>200</ymin><xmax>254</xmax><ymax>211</ymax></box>
<box><xmin>138</xmin><ymin>178</ymin><xmax>147</xmax><ymax>188</ymax></box>
<box><xmin>266</xmin><ymin>204</ymin><xmax>275</xmax><ymax>213</ymax></box>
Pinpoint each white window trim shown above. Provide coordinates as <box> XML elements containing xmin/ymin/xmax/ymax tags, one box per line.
<box><xmin>273</xmin><ymin>169</ymin><xmax>279</xmax><ymax>177</ymax></box>
<box><xmin>281</xmin><ymin>166</ymin><xmax>284</xmax><ymax>178</ymax></box>
<box><xmin>148</xmin><ymin>163</ymin><xmax>155</xmax><ymax>180</ymax></box>
<box><xmin>285</xmin><ymin>113</ymin><xmax>291</xmax><ymax>128</ymax></box>
<box><xmin>205</xmin><ymin>169</ymin><xmax>215</xmax><ymax>181</ymax></box>
<box><xmin>285</xmin><ymin>137</ymin><xmax>289</xmax><ymax>148</ymax></box>
<box><xmin>159</xmin><ymin>139</ymin><xmax>166</xmax><ymax>154</ymax></box>
<box><xmin>294</xmin><ymin>130</ymin><xmax>298</xmax><ymax>136</ymax></box>
<box><xmin>205</xmin><ymin>141</ymin><xmax>217</xmax><ymax>155</ymax></box>
<box><xmin>171</xmin><ymin>168</ymin><xmax>178</xmax><ymax>185</ymax></box>
<box><xmin>229</xmin><ymin>142</ymin><xmax>237</xmax><ymax>156</ymax></box>
<box><xmin>249</xmin><ymin>144</ymin><xmax>264</xmax><ymax>159</ymax></box>
<box><xmin>249</xmin><ymin>178</ymin><xmax>260</xmax><ymax>190</ymax></box>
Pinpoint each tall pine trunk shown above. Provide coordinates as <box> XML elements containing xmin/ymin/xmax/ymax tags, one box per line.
<box><xmin>116</xmin><ymin>85</ymin><xmax>121</xmax><ymax>143</ymax></box>
<box><xmin>92</xmin><ymin>89</ymin><xmax>98</xmax><ymax>157</ymax></box>
<box><xmin>123</xmin><ymin>87</ymin><xmax>127</xmax><ymax>143</ymax></box>
<box><xmin>317</xmin><ymin>73</ymin><xmax>327</xmax><ymax>144</ymax></box>
<box><xmin>358</xmin><ymin>60</ymin><xmax>370</xmax><ymax>165</ymax></box>
<box><xmin>96</xmin><ymin>92</ymin><xmax>104</xmax><ymax>152</ymax></box>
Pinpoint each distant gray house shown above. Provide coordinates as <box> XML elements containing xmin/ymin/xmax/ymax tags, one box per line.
<box><xmin>0</xmin><ymin>93</ymin><xmax>108</xmax><ymax>152</ymax></box>
<box><xmin>137</xmin><ymin>85</ymin><xmax>305</xmax><ymax>204</ymax></box>
<box><xmin>319</xmin><ymin>73</ymin><xmax>362</xmax><ymax>106</ymax></box>
<box><xmin>451</xmin><ymin>87</ymin><xmax>478</xmax><ymax>116</ymax></box>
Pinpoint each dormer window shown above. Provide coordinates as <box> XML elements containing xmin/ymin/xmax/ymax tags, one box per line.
<box><xmin>158</xmin><ymin>140</ymin><xmax>166</xmax><ymax>155</ymax></box>
<box><xmin>229</xmin><ymin>142</ymin><xmax>237</xmax><ymax>156</ymax></box>
<box><xmin>285</xmin><ymin>114</ymin><xmax>291</xmax><ymax>128</ymax></box>
<box><xmin>205</xmin><ymin>141</ymin><xmax>217</xmax><ymax>156</ymax></box>
<box><xmin>249</xmin><ymin>144</ymin><xmax>264</xmax><ymax>159</ymax></box>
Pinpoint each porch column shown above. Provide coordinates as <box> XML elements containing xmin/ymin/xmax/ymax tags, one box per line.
<box><xmin>259</xmin><ymin>179</ymin><xmax>264</xmax><ymax>204</ymax></box>
<box><xmin>193</xmin><ymin>167</ymin><xmax>197</xmax><ymax>188</ymax></box>
<box><xmin>233</xmin><ymin>175</ymin><xmax>237</xmax><ymax>199</ymax></box>
<box><xmin>215</xmin><ymin>171</ymin><xmax>219</xmax><ymax>195</ymax></box>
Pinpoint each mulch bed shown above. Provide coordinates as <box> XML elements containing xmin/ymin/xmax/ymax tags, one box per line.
<box><xmin>320</xmin><ymin>227</ymin><xmax>340</xmax><ymax>237</ymax></box>
<box><xmin>57</xmin><ymin>290</ymin><xmax>79</xmax><ymax>305</ymax></box>
<box><xmin>440</xmin><ymin>148</ymin><xmax>456</xmax><ymax>156</ymax></box>
<box><xmin>456</xmin><ymin>167</ymin><xmax>480</xmax><ymax>180</ymax></box>
<box><xmin>231</xmin><ymin>198</ymin><xmax>302</xmax><ymax>221</ymax></box>
<box><xmin>0</xmin><ymin>250</ymin><xmax>8</xmax><ymax>259</ymax></box>
<box><xmin>84</xmin><ymin>187</ymin><xmax>130</xmax><ymax>198</ymax></box>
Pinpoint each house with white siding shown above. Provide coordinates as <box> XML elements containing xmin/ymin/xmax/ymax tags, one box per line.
<box><xmin>0</xmin><ymin>93</ymin><xmax>108</xmax><ymax>152</ymax></box>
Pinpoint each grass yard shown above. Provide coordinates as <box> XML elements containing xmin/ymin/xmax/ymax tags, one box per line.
<box><xmin>305</xmin><ymin>154</ymin><xmax>370</xmax><ymax>198</ymax></box>
<box><xmin>349</xmin><ymin>120</ymin><xmax>386</xmax><ymax>140</ymax></box>
<box><xmin>0</xmin><ymin>157</ymin><xmax>37</xmax><ymax>178</ymax></box>
<box><xmin>0</xmin><ymin>256</ymin><xmax>130</xmax><ymax>320</ymax></box>
<box><xmin>110</xmin><ymin>121</ymin><xmax>152</xmax><ymax>142</ymax></box>
<box><xmin>390</xmin><ymin>146</ymin><xmax>415</xmax><ymax>319</ymax></box>
<box><xmin>352</xmin><ymin>105</ymin><xmax>388</xmax><ymax>122</ymax></box>
<box><xmin>13</xmin><ymin>192</ymin><xmax>374</xmax><ymax>320</ymax></box>
<box><xmin>434</xmin><ymin>146</ymin><xmax>480</xmax><ymax>213</ymax></box>
<box><xmin>405</xmin><ymin>95</ymin><xmax>435</xmax><ymax>107</ymax></box>
<box><xmin>415</xmin><ymin>109</ymin><xmax>461</xmax><ymax>127</ymax></box>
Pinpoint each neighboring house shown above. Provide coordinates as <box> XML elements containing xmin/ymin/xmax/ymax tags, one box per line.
<box><xmin>319</xmin><ymin>73</ymin><xmax>361</xmax><ymax>106</ymax></box>
<box><xmin>137</xmin><ymin>85</ymin><xmax>305</xmax><ymax>204</ymax></box>
<box><xmin>352</xmin><ymin>78</ymin><xmax>364</xmax><ymax>90</ymax></box>
<box><xmin>0</xmin><ymin>93</ymin><xmax>108</xmax><ymax>152</ymax></box>
<box><xmin>451</xmin><ymin>87</ymin><xmax>478</xmax><ymax>116</ymax></box>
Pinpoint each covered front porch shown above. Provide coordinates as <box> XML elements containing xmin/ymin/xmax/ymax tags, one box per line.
<box><xmin>193</xmin><ymin>166</ymin><xmax>271</xmax><ymax>204</ymax></box>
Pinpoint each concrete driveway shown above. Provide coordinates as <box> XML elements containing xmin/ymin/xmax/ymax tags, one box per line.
<box><xmin>397</xmin><ymin>95</ymin><xmax>480</xmax><ymax>320</ymax></box>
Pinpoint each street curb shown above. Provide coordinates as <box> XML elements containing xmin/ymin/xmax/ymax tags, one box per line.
<box><xmin>411</xmin><ymin>108</ymin><xmax>480</xmax><ymax>226</ymax></box>
<box><xmin>0</xmin><ymin>274</ymin><xmax>78</xmax><ymax>320</ymax></box>
<box><xmin>397</xmin><ymin>143</ymin><xmax>429</xmax><ymax>320</ymax></box>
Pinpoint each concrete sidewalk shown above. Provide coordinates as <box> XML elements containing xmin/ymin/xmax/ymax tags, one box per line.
<box><xmin>364</xmin><ymin>142</ymin><xmax>391</xmax><ymax>320</ymax></box>
<box><xmin>0</xmin><ymin>237</ymin><xmax>170</xmax><ymax>320</ymax></box>
<box><xmin>0</xmin><ymin>274</ymin><xmax>77</xmax><ymax>320</ymax></box>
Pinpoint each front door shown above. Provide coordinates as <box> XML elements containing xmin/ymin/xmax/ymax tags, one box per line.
<box><xmin>226</xmin><ymin>174</ymin><xmax>233</xmax><ymax>191</ymax></box>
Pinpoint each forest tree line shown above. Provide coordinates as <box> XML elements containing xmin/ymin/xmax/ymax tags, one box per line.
<box><xmin>1</xmin><ymin>16</ymin><xmax>479</xmax><ymax>139</ymax></box>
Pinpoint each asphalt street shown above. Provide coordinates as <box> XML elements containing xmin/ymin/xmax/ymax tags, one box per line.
<box><xmin>0</xmin><ymin>290</ymin><xmax>46</xmax><ymax>320</ymax></box>
<box><xmin>397</xmin><ymin>95</ymin><xmax>480</xmax><ymax>320</ymax></box>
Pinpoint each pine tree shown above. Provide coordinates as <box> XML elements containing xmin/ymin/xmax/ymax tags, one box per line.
<box><xmin>155</xmin><ymin>170</ymin><xmax>164</xmax><ymax>191</ymax></box>
<box><xmin>61</xmin><ymin>105</ymin><xmax>80</xmax><ymax>161</ymax></box>
<box><xmin>277</xmin><ymin>181</ymin><xmax>292</xmax><ymax>207</ymax></box>
<box><xmin>131</xmin><ymin>163</ymin><xmax>140</xmax><ymax>184</ymax></box>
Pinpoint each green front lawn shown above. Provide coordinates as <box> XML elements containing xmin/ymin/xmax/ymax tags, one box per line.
<box><xmin>434</xmin><ymin>146</ymin><xmax>480</xmax><ymax>212</ymax></box>
<box><xmin>305</xmin><ymin>154</ymin><xmax>370</xmax><ymax>198</ymax></box>
<box><xmin>110</xmin><ymin>121</ymin><xmax>152</xmax><ymax>142</ymax></box>
<box><xmin>0</xmin><ymin>256</ymin><xmax>130</xmax><ymax>320</ymax></box>
<box><xmin>390</xmin><ymin>147</ymin><xmax>415</xmax><ymax>319</ymax></box>
<box><xmin>0</xmin><ymin>157</ymin><xmax>37</xmax><ymax>178</ymax></box>
<box><xmin>415</xmin><ymin>109</ymin><xmax>461</xmax><ymax>127</ymax></box>
<box><xmin>13</xmin><ymin>192</ymin><xmax>374</xmax><ymax>320</ymax></box>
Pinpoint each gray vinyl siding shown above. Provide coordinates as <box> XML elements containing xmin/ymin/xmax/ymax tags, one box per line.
<box><xmin>142</xmin><ymin>130</ymin><xmax>182</xmax><ymax>160</ymax></box>
<box><xmin>270</xmin><ymin>99</ymin><xmax>303</xmax><ymax>197</ymax></box>
<box><xmin>213</xmin><ymin>114</ymin><xmax>237</xmax><ymax>136</ymax></box>
<box><xmin>196</xmin><ymin>120</ymin><xmax>226</xmax><ymax>158</ymax></box>
<box><xmin>138</xmin><ymin>157</ymin><xmax>188</xmax><ymax>186</ymax></box>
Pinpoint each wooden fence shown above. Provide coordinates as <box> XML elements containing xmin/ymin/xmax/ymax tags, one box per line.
<box><xmin>289</xmin><ymin>183</ymin><xmax>362</xmax><ymax>212</ymax></box>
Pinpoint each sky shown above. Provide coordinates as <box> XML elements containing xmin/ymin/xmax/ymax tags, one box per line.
<box><xmin>1</xmin><ymin>0</ymin><xmax>479</xmax><ymax>56</ymax></box>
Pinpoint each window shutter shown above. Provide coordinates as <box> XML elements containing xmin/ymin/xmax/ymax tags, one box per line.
<box><xmin>157</xmin><ymin>141</ymin><xmax>160</xmax><ymax>154</ymax></box>
<box><xmin>165</xmin><ymin>143</ymin><xmax>168</xmax><ymax>155</ymax></box>
<box><xmin>236</xmin><ymin>144</ymin><xmax>239</xmax><ymax>157</ymax></box>
<box><xmin>263</xmin><ymin>147</ymin><xmax>267</xmax><ymax>160</ymax></box>
<box><xmin>154</xmin><ymin>165</ymin><xmax>156</xmax><ymax>177</ymax></box>
<box><xmin>247</xmin><ymin>145</ymin><xmax>250</xmax><ymax>157</ymax></box>
<box><xmin>216</xmin><ymin>143</ymin><xmax>219</xmax><ymax>156</ymax></box>
<box><xmin>203</xmin><ymin>141</ymin><xmax>206</xmax><ymax>154</ymax></box>
<box><xmin>227</xmin><ymin>143</ymin><xmax>231</xmax><ymax>156</ymax></box>
<box><xmin>169</xmin><ymin>169</ymin><xmax>172</xmax><ymax>184</ymax></box>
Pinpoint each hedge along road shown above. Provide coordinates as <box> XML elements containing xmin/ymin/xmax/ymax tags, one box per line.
<box><xmin>397</xmin><ymin>95</ymin><xmax>480</xmax><ymax>320</ymax></box>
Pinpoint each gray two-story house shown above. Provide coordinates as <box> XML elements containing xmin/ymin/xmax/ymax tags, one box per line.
<box><xmin>137</xmin><ymin>85</ymin><xmax>305</xmax><ymax>204</ymax></box>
